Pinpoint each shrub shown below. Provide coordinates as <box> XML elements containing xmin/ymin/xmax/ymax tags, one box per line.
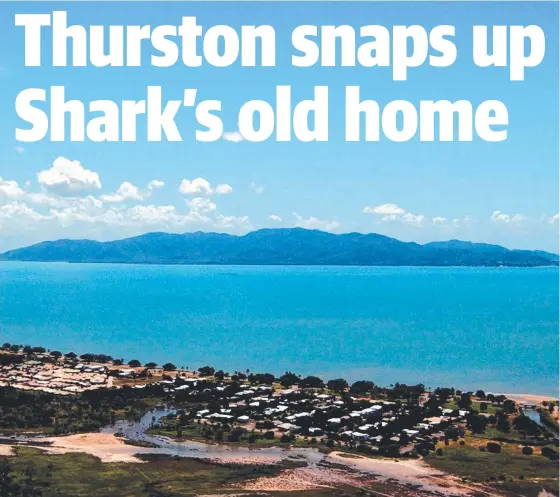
<box><xmin>198</xmin><ymin>366</ymin><xmax>215</xmax><ymax>376</ymax></box>
<box><xmin>436</xmin><ymin>448</ymin><xmax>444</xmax><ymax>456</ymax></box>
<box><xmin>541</xmin><ymin>447</ymin><xmax>559</xmax><ymax>460</ymax></box>
<box><xmin>300</xmin><ymin>376</ymin><xmax>325</xmax><ymax>389</ymax></box>
<box><xmin>522</xmin><ymin>446</ymin><xmax>533</xmax><ymax>455</ymax></box>
<box><xmin>486</xmin><ymin>442</ymin><xmax>501</xmax><ymax>453</ymax></box>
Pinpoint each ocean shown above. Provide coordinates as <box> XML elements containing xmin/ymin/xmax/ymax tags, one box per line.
<box><xmin>0</xmin><ymin>262</ymin><xmax>558</xmax><ymax>396</ymax></box>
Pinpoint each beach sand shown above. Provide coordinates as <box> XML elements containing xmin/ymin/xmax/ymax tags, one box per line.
<box><xmin>233</xmin><ymin>466</ymin><xmax>367</xmax><ymax>492</ymax></box>
<box><xmin>0</xmin><ymin>445</ymin><xmax>13</xmax><ymax>456</ymax></box>
<box><xmin>32</xmin><ymin>433</ymin><xmax>159</xmax><ymax>463</ymax></box>
<box><xmin>326</xmin><ymin>452</ymin><xmax>478</xmax><ymax>495</ymax></box>
<box><xmin>0</xmin><ymin>436</ymin><xmax>528</xmax><ymax>496</ymax></box>
<box><xmin>503</xmin><ymin>393</ymin><xmax>558</xmax><ymax>404</ymax></box>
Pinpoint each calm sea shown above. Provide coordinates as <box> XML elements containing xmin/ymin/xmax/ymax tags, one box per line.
<box><xmin>0</xmin><ymin>262</ymin><xmax>558</xmax><ymax>396</ymax></box>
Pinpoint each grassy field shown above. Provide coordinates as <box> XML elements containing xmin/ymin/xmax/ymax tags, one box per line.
<box><xmin>443</xmin><ymin>399</ymin><xmax>500</xmax><ymax>415</ymax></box>
<box><xmin>425</xmin><ymin>437</ymin><xmax>559</xmax><ymax>496</ymax></box>
<box><xmin>146</xmin><ymin>422</ymin><xmax>329</xmax><ymax>452</ymax></box>
<box><xmin>539</xmin><ymin>409</ymin><xmax>560</xmax><ymax>433</ymax></box>
<box><xmin>2</xmin><ymin>447</ymin><xmax>359</xmax><ymax>497</ymax></box>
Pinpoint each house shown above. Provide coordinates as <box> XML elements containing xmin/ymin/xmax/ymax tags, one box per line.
<box><xmin>278</xmin><ymin>423</ymin><xmax>301</xmax><ymax>432</ymax></box>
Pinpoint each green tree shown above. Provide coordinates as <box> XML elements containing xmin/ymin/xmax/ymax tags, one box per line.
<box><xmin>350</xmin><ymin>380</ymin><xmax>375</xmax><ymax>395</ymax></box>
<box><xmin>300</xmin><ymin>375</ymin><xmax>324</xmax><ymax>389</ymax></box>
<box><xmin>279</xmin><ymin>372</ymin><xmax>299</xmax><ymax>387</ymax></box>
<box><xmin>496</xmin><ymin>413</ymin><xmax>511</xmax><ymax>433</ymax></box>
<box><xmin>327</xmin><ymin>378</ymin><xmax>349</xmax><ymax>393</ymax></box>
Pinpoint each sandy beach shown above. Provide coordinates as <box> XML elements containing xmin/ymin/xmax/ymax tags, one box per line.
<box><xmin>503</xmin><ymin>393</ymin><xmax>558</xmax><ymax>405</ymax></box>
<box><xmin>2</xmin><ymin>434</ymin><xmax>495</xmax><ymax>496</ymax></box>
<box><xmin>30</xmin><ymin>433</ymin><xmax>161</xmax><ymax>463</ymax></box>
<box><xmin>0</xmin><ymin>445</ymin><xmax>14</xmax><ymax>456</ymax></box>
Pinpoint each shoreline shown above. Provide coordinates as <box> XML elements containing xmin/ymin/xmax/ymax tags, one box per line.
<box><xmin>1</xmin><ymin>344</ymin><xmax>557</xmax><ymax>401</ymax></box>
<box><xmin>494</xmin><ymin>393</ymin><xmax>559</xmax><ymax>404</ymax></box>
<box><xmin>1</xmin><ymin>349</ymin><xmax>558</xmax><ymax>497</ymax></box>
<box><xmin>1</xmin><ymin>259</ymin><xmax>559</xmax><ymax>269</ymax></box>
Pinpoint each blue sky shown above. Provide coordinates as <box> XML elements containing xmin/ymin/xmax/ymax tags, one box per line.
<box><xmin>0</xmin><ymin>1</ymin><xmax>558</xmax><ymax>253</ymax></box>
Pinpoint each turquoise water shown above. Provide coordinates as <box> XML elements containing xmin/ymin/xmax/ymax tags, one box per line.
<box><xmin>0</xmin><ymin>262</ymin><xmax>558</xmax><ymax>396</ymax></box>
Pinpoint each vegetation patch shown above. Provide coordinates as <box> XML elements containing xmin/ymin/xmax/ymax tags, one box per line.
<box><xmin>425</xmin><ymin>438</ymin><xmax>559</xmax><ymax>496</ymax></box>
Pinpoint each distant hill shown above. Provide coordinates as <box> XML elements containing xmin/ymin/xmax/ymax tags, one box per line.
<box><xmin>1</xmin><ymin>229</ymin><xmax>557</xmax><ymax>267</ymax></box>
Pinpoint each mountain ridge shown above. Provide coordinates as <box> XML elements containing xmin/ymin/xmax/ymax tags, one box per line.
<box><xmin>1</xmin><ymin>228</ymin><xmax>558</xmax><ymax>267</ymax></box>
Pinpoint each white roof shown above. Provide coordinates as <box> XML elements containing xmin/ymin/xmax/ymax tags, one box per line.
<box><xmin>278</xmin><ymin>423</ymin><xmax>300</xmax><ymax>431</ymax></box>
<box><xmin>361</xmin><ymin>406</ymin><xmax>382</xmax><ymax>413</ymax></box>
<box><xmin>403</xmin><ymin>429</ymin><xmax>419</xmax><ymax>435</ymax></box>
<box><xmin>352</xmin><ymin>432</ymin><xmax>369</xmax><ymax>439</ymax></box>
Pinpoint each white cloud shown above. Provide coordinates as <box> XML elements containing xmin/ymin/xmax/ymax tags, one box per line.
<box><xmin>179</xmin><ymin>177</ymin><xmax>213</xmax><ymax>195</ymax></box>
<box><xmin>0</xmin><ymin>177</ymin><xmax>25</xmax><ymax>198</ymax></box>
<box><xmin>215</xmin><ymin>184</ymin><xmax>233</xmax><ymax>195</ymax></box>
<box><xmin>0</xmin><ymin>196</ymin><xmax>252</xmax><ymax>250</ymax></box>
<box><xmin>148</xmin><ymin>180</ymin><xmax>165</xmax><ymax>190</ymax></box>
<box><xmin>363</xmin><ymin>203</ymin><xmax>406</xmax><ymax>215</ymax></box>
<box><xmin>187</xmin><ymin>197</ymin><xmax>217</xmax><ymax>214</ymax></box>
<box><xmin>179</xmin><ymin>179</ymin><xmax>232</xmax><ymax>196</ymax></box>
<box><xmin>293</xmin><ymin>212</ymin><xmax>340</xmax><ymax>231</ymax></box>
<box><xmin>37</xmin><ymin>157</ymin><xmax>102</xmax><ymax>194</ymax></box>
<box><xmin>0</xmin><ymin>177</ymin><xmax>86</xmax><ymax>209</ymax></box>
<box><xmin>15</xmin><ymin>146</ymin><xmax>25</xmax><ymax>153</ymax></box>
<box><xmin>401</xmin><ymin>213</ymin><xmax>426</xmax><ymax>225</ymax></box>
<box><xmin>269</xmin><ymin>214</ymin><xmax>282</xmax><ymax>222</ymax></box>
<box><xmin>250</xmin><ymin>183</ymin><xmax>265</xmax><ymax>194</ymax></box>
<box><xmin>0</xmin><ymin>201</ymin><xmax>44</xmax><ymax>223</ymax></box>
<box><xmin>102</xmin><ymin>180</ymin><xmax>166</xmax><ymax>202</ymax></box>
<box><xmin>0</xmin><ymin>171</ymin><xmax>254</xmax><ymax>250</ymax></box>
<box><xmin>548</xmin><ymin>213</ymin><xmax>559</xmax><ymax>224</ymax></box>
<box><xmin>222</xmin><ymin>131</ymin><xmax>244</xmax><ymax>143</ymax></box>
<box><xmin>100</xmin><ymin>182</ymin><xmax>144</xmax><ymax>203</ymax></box>
<box><xmin>125</xmin><ymin>205</ymin><xmax>179</xmax><ymax>225</ymax></box>
<box><xmin>491</xmin><ymin>210</ymin><xmax>526</xmax><ymax>224</ymax></box>
<box><xmin>214</xmin><ymin>214</ymin><xmax>253</xmax><ymax>231</ymax></box>
<box><xmin>364</xmin><ymin>203</ymin><xmax>458</xmax><ymax>229</ymax></box>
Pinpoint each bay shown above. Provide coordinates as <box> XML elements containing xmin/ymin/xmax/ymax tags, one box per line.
<box><xmin>0</xmin><ymin>262</ymin><xmax>557</xmax><ymax>396</ymax></box>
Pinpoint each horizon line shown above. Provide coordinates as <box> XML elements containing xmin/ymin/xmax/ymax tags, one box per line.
<box><xmin>3</xmin><ymin>226</ymin><xmax>558</xmax><ymax>255</ymax></box>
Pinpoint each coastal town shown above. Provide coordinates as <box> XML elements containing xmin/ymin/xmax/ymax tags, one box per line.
<box><xmin>0</xmin><ymin>344</ymin><xmax>558</xmax><ymax>497</ymax></box>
